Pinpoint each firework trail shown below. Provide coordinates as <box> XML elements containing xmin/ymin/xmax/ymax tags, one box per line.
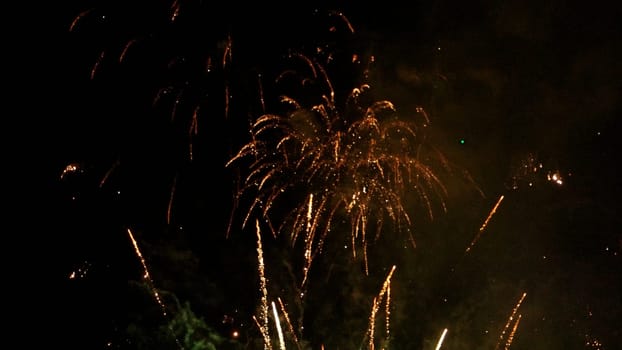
<box><xmin>494</xmin><ymin>292</ymin><xmax>527</xmax><ymax>350</ymax></box>
<box><xmin>255</xmin><ymin>219</ymin><xmax>272</xmax><ymax>350</ymax></box>
<box><xmin>363</xmin><ymin>265</ymin><xmax>396</xmax><ymax>350</ymax></box>
<box><xmin>253</xmin><ymin>315</ymin><xmax>273</xmax><ymax>350</ymax></box>
<box><xmin>272</xmin><ymin>301</ymin><xmax>286</xmax><ymax>350</ymax></box>
<box><xmin>465</xmin><ymin>194</ymin><xmax>504</xmax><ymax>253</ymax></box>
<box><xmin>277</xmin><ymin>297</ymin><xmax>302</xmax><ymax>350</ymax></box>
<box><xmin>166</xmin><ymin>174</ymin><xmax>177</xmax><ymax>225</ymax></box>
<box><xmin>504</xmin><ymin>314</ymin><xmax>522</xmax><ymax>349</ymax></box>
<box><xmin>126</xmin><ymin>228</ymin><xmax>182</xmax><ymax>349</ymax></box>
<box><xmin>60</xmin><ymin>162</ymin><xmax>82</xmax><ymax>180</ymax></box>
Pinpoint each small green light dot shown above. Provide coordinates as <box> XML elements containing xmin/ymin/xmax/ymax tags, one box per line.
<box><xmin>460</xmin><ymin>139</ymin><xmax>465</xmax><ymax>144</ymax></box>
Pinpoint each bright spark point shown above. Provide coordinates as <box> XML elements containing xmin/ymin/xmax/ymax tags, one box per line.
<box><xmin>60</xmin><ymin>162</ymin><xmax>82</xmax><ymax>180</ymax></box>
<box><xmin>547</xmin><ymin>171</ymin><xmax>564</xmax><ymax>185</ymax></box>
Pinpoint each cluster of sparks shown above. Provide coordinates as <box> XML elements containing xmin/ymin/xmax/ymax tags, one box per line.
<box><xmin>60</xmin><ymin>162</ymin><xmax>83</xmax><ymax>180</ymax></box>
<box><xmin>253</xmin><ymin>217</ymin><xmax>398</xmax><ymax>350</ymax></box>
<box><xmin>68</xmin><ymin>260</ymin><xmax>91</xmax><ymax>280</ymax></box>
<box><xmin>432</xmin><ymin>292</ymin><xmax>527</xmax><ymax>350</ymax></box>
<box><xmin>227</xmin><ymin>53</ymin><xmax>452</xmax><ymax>283</ymax></box>
<box><xmin>508</xmin><ymin>153</ymin><xmax>566</xmax><ymax>190</ymax></box>
<box><xmin>126</xmin><ymin>228</ymin><xmax>168</xmax><ymax>317</ymax></box>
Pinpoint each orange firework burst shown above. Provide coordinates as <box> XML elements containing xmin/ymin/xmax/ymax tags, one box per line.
<box><xmin>227</xmin><ymin>53</ymin><xmax>453</xmax><ymax>281</ymax></box>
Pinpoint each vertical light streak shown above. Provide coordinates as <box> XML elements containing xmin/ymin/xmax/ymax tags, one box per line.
<box><xmin>189</xmin><ymin>106</ymin><xmax>199</xmax><ymax>162</ymax></box>
<box><xmin>466</xmin><ymin>195</ymin><xmax>504</xmax><ymax>252</ymax></box>
<box><xmin>301</xmin><ymin>194</ymin><xmax>314</xmax><ymax>287</ymax></box>
<box><xmin>366</xmin><ymin>265</ymin><xmax>397</xmax><ymax>350</ymax></box>
<box><xmin>255</xmin><ymin>220</ymin><xmax>271</xmax><ymax>350</ymax></box>
<box><xmin>368</xmin><ymin>295</ymin><xmax>378</xmax><ymax>350</ymax></box>
<box><xmin>384</xmin><ymin>283</ymin><xmax>391</xmax><ymax>342</ymax></box>
<box><xmin>224</xmin><ymin>85</ymin><xmax>230</xmax><ymax>119</ymax></box>
<box><xmin>253</xmin><ymin>315</ymin><xmax>273</xmax><ymax>350</ymax></box>
<box><xmin>257</xmin><ymin>73</ymin><xmax>266</xmax><ymax>113</ymax></box>
<box><xmin>223</xmin><ymin>34</ymin><xmax>232</xmax><ymax>119</ymax></box>
<box><xmin>434</xmin><ymin>328</ymin><xmax>448</xmax><ymax>350</ymax></box>
<box><xmin>272</xmin><ymin>301</ymin><xmax>286</xmax><ymax>350</ymax></box>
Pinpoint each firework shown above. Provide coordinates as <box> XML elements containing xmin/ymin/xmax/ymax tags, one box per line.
<box><xmin>126</xmin><ymin>228</ymin><xmax>183</xmax><ymax>349</ymax></box>
<box><xmin>60</xmin><ymin>3</ymin><xmax>611</xmax><ymax>348</ymax></box>
<box><xmin>126</xmin><ymin>228</ymin><xmax>167</xmax><ymax>317</ymax></box>
<box><xmin>226</xmin><ymin>52</ymin><xmax>453</xmax><ymax>281</ymax></box>
<box><xmin>255</xmin><ymin>219</ymin><xmax>271</xmax><ymax>350</ymax></box>
<box><xmin>494</xmin><ymin>292</ymin><xmax>527</xmax><ymax>350</ymax></box>
<box><xmin>363</xmin><ymin>265</ymin><xmax>396</xmax><ymax>350</ymax></box>
<box><xmin>435</xmin><ymin>328</ymin><xmax>449</xmax><ymax>350</ymax></box>
<box><xmin>465</xmin><ymin>194</ymin><xmax>505</xmax><ymax>253</ymax></box>
<box><xmin>272</xmin><ymin>301</ymin><xmax>286</xmax><ymax>350</ymax></box>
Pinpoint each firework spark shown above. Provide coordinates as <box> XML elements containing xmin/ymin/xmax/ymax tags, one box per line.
<box><xmin>434</xmin><ymin>328</ymin><xmax>448</xmax><ymax>350</ymax></box>
<box><xmin>167</xmin><ymin>174</ymin><xmax>177</xmax><ymax>225</ymax></box>
<box><xmin>272</xmin><ymin>301</ymin><xmax>286</xmax><ymax>350</ymax></box>
<box><xmin>99</xmin><ymin>158</ymin><xmax>119</xmax><ymax>188</ymax></box>
<box><xmin>465</xmin><ymin>194</ymin><xmax>504</xmax><ymax>253</ymax></box>
<box><xmin>227</xmin><ymin>54</ymin><xmax>452</xmax><ymax>280</ymax></box>
<box><xmin>277</xmin><ymin>297</ymin><xmax>302</xmax><ymax>350</ymax></box>
<box><xmin>68</xmin><ymin>8</ymin><xmax>94</xmax><ymax>32</ymax></box>
<box><xmin>504</xmin><ymin>314</ymin><xmax>521</xmax><ymax>349</ymax></box>
<box><xmin>364</xmin><ymin>265</ymin><xmax>396</xmax><ymax>349</ymax></box>
<box><xmin>126</xmin><ymin>228</ymin><xmax>167</xmax><ymax>316</ymax></box>
<box><xmin>126</xmin><ymin>228</ymin><xmax>183</xmax><ymax>349</ymax></box>
<box><xmin>255</xmin><ymin>220</ymin><xmax>271</xmax><ymax>350</ymax></box>
<box><xmin>494</xmin><ymin>292</ymin><xmax>527</xmax><ymax>350</ymax></box>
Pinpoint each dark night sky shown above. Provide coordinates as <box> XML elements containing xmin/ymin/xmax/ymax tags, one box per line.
<box><xmin>30</xmin><ymin>1</ymin><xmax>621</xmax><ymax>349</ymax></box>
